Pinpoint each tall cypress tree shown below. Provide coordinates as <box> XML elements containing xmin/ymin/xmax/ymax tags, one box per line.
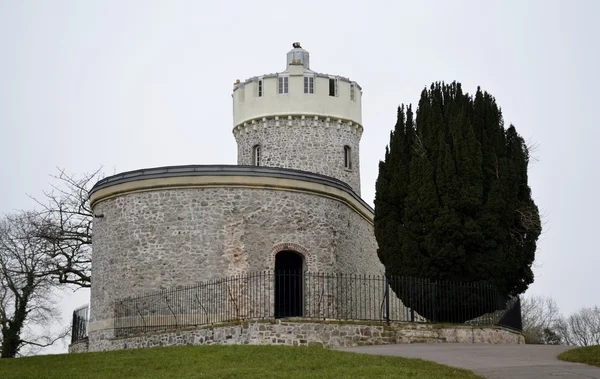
<box><xmin>374</xmin><ymin>82</ymin><xmax>541</xmax><ymax>321</ymax></box>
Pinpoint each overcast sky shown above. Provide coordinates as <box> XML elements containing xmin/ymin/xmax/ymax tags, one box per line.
<box><xmin>1</xmin><ymin>0</ymin><xmax>598</xmax><ymax>354</ymax></box>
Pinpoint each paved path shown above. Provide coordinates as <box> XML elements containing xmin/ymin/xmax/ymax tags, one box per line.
<box><xmin>338</xmin><ymin>344</ymin><xmax>600</xmax><ymax>378</ymax></box>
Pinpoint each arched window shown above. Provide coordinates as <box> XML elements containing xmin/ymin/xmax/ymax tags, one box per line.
<box><xmin>344</xmin><ymin>145</ymin><xmax>352</xmax><ymax>169</ymax></box>
<box><xmin>252</xmin><ymin>144</ymin><xmax>261</xmax><ymax>166</ymax></box>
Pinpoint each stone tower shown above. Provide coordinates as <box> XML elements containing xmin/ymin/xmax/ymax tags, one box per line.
<box><xmin>232</xmin><ymin>43</ymin><xmax>364</xmax><ymax>194</ymax></box>
<box><xmin>83</xmin><ymin>42</ymin><xmax>385</xmax><ymax>353</ymax></box>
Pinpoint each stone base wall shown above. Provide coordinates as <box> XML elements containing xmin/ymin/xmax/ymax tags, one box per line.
<box><xmin>68</xmin><ymin>339</ymin><xmax>89</xmax><ymax>354</ymax></box>
<box><xmin>77</xmin><ymin>320</ymin><xmax>523</xmax><ymax>353</ymax></box>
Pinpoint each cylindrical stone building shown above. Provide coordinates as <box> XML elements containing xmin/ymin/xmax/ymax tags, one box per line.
<box><xmin>85</xmin><ymin>43</ymin><xmax>388</xmax><ymax>352</ymax></box>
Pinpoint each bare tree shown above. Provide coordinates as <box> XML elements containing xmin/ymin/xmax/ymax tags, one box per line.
<box><xmin>0</xmin><ymin>212</ymin><xmax>68</xmax><ymax>358</ymax></box>
<box><xmin>30</xmin><ymin>168</ymin><xmax>103</xmax><ymax>288</ymax></box>
<box><xmin>556</xmin><ymin>306</ymin><xmax>600</xmax><ymax>347</ymax></box>
<box><xmin>521</xmin><ymin>295</ymin><xmax>562</xmax><ymax>344</ymax></box>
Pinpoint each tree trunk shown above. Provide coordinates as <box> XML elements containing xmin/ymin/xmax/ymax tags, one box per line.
<box><xmin>1</xmin><ymin>280</ymin><xmax>31</xmax><ymax>358</ymax></box>
<box><xmin>1</xmin><ymin>326</ymin><xmax>22</xmax><ymax>358</ymax></box>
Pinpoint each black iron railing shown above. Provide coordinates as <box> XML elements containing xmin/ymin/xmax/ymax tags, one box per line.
<box><xmin>110</xmin><ymin>271</ymin><xmax>522</xmax><ymax>337</ymax></box>
<box><xmin>497</xmin><ymin>296</ymin><xmax>522</xmax><ymax>331</ymax></box>
<box><xmin>71</xmin><ymin>305</ymin><xmax>89</xmax><ymax>343</ymax></box>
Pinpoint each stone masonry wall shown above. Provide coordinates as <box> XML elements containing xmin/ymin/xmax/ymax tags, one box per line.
<box><xmin>90</xmin><ymin>186</ymin><xmax>383</xmax><ymax>344</ymax></box>
<box><xmin>68</xmin><ymin>339</ymin><xmax>89</xmax><ymax>354</ymax></box>
<box><xmin>235</xmin><ymin>118</ymin><xmax>362</xmax><ymax>194</ymax></box>
<box><xmin>77</xmin><ymin>320</ymin><xmax>524</xmax><ymax>353</ymax></box>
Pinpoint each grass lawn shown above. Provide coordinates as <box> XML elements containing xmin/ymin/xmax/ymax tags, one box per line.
<box><xmin>557</xmin><ymin>345</ymin><xmax>600</xmax><ymax>367</ymax></box>
<box><xmin>0</xmin><ymin>345</ymin><xmax>482</xmax><ymax>379</ymax></box>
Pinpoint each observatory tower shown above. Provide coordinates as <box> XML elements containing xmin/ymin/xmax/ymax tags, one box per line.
<box><xmin>83</xmin><ymin>43</ymin><xmax>383</xmax><ymax>353</ymax></box>
<box><xmin>232</xmin><ymin>43</ymin><xmax>363</xmax><ymax>194</ymax></box>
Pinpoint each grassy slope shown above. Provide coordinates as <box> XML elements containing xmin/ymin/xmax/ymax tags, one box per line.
<box><xmin>557</xmin><ymin>345</ymin><xmax>600</xmax><ymax>367</ymax></box>
<box><xmin>0</xmin><ymin>345</ymin><xmax>482</xmax><ymax>379</ymax></box>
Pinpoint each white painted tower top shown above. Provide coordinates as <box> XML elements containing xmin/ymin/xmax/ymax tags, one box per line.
<box><xmin>232</xmin><ymin>43</ymin><xmax>363</xmax><ymax>132</ymax></box>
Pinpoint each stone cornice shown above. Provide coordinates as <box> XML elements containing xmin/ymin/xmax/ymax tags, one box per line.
<box><xmin>89</xmin><ymin>165</ymin><xmax>374</xmax><ymax>223</ymax></box>
<box><xmin>232</xmin><ymin>114</ymin><xmax>363</xmax><ymax>138</ymax></box>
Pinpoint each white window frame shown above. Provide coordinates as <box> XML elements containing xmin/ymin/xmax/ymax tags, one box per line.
<box><xmin>278</xmin><ymin>76</ymin><xmax>289</xmax><ymax>94</ymax></box>
<box><xmin>253</xmin><ymin>145</ymin><xmax>261</xmax><ymax>166</ymax></box>
<box><xmin>329</xmin><ymin>77</ymin><xmax>338</xmax><ymax>97</ymax></box>
<box><xmin>304</xmin><ymin>76</ymin><xmax>314</xmax><ymax>94</ymax></box>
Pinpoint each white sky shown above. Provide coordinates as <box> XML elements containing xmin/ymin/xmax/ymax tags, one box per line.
<box><xmin>1</xmin><ymin>0</ymin><xmax>598</xmax><ymax>354</ymax></box>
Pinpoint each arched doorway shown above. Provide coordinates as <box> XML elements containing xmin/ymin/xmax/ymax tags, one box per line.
<box><xmin>274</xmin><ymin>250</ymin><xmax>304</xmax><ymax>318</ymax></box>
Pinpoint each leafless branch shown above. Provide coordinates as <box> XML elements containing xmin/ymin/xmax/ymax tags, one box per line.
<box><xmin>556</xmin><ymin>306</ymin><xmax>600</xmax><ymax>347</ymax></box>
<box><xmin>26</xmin><ymin>167</ymin><xmax>104</xmax><ymax>288</ymax></box>
<box><xmin>525</xmin><ymin>137</ymin><xmax>540</xmax><ymax>164</ymax></box>
<box><xmin>520</xmin><ymin>295</ymin><xmax>563</xmax><ymax>344</ymax></box>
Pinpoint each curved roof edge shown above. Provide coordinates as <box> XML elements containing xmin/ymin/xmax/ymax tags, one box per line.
<box><xmin>90</xmin><ymin>165</ymin><xmax>373</xmax><ymax>213</ymax></box>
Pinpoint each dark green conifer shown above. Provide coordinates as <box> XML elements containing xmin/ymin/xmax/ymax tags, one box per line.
<box><xmin>374</xmin><ymin>82</ymin><xmax>541</xmax><ymax>322</ymax></box>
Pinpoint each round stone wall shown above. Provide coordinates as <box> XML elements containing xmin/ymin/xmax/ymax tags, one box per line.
<box><xmin>235</xmin><ymin>117</ymin><xmax>362</xmax><ymax>194</ymax></box>
<box><xmin>88</xmin><ymin>166</ymin><xmax>382</xmax><ymax>346</ymax></box>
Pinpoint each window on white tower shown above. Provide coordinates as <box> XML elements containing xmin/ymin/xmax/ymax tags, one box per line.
<box><xmin>278</xmin><ymin>76</ymin><xmax>288</xmax><ymax>94</ymax></box>
<box><xmin>344</xmin><ymin>145</ymin><xmax>352</xmax><ymax>169</ymax></box>
<box><xmin>304</xmin><ymin>76</ymin><xmax>314</xmax><ymax>94</ymax></box>
<box><xmin>258</xmin><ymin>79</ymin><xmax>263</xmax><ymax>97</ymax></box>
<box><xmin>329</xmin><ymin>78</ymin><xmax>338</xmax><ymax>97</ymax></box>
<box><xmin>252</xmin><ymin>145</ymin><xmax>261</xmax><ymax>166</ymax></box>
<box><xmin>350</xmin><ymin>84</ymin><xmax>355</xmax><ymax>101</ymax></box>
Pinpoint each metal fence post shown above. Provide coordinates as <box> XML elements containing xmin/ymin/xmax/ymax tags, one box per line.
<box><xmin>431</xmin><ymin>282</ymin><xmax>437</xmax><ymax>323</ymax></box>
<box><xmin>384</xmin><ymin>276</ymin><xmax>390</xmax><ymax>324</ymax></box>
<box><xmin>70</xmin><ymin>311</ymin><xmax>77</xmax><ymax>344</ymax></box>
<box><xmin>410</xmin><ymin>279</ymin><xmax>415</xmax><ymax>323</ymax></box>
